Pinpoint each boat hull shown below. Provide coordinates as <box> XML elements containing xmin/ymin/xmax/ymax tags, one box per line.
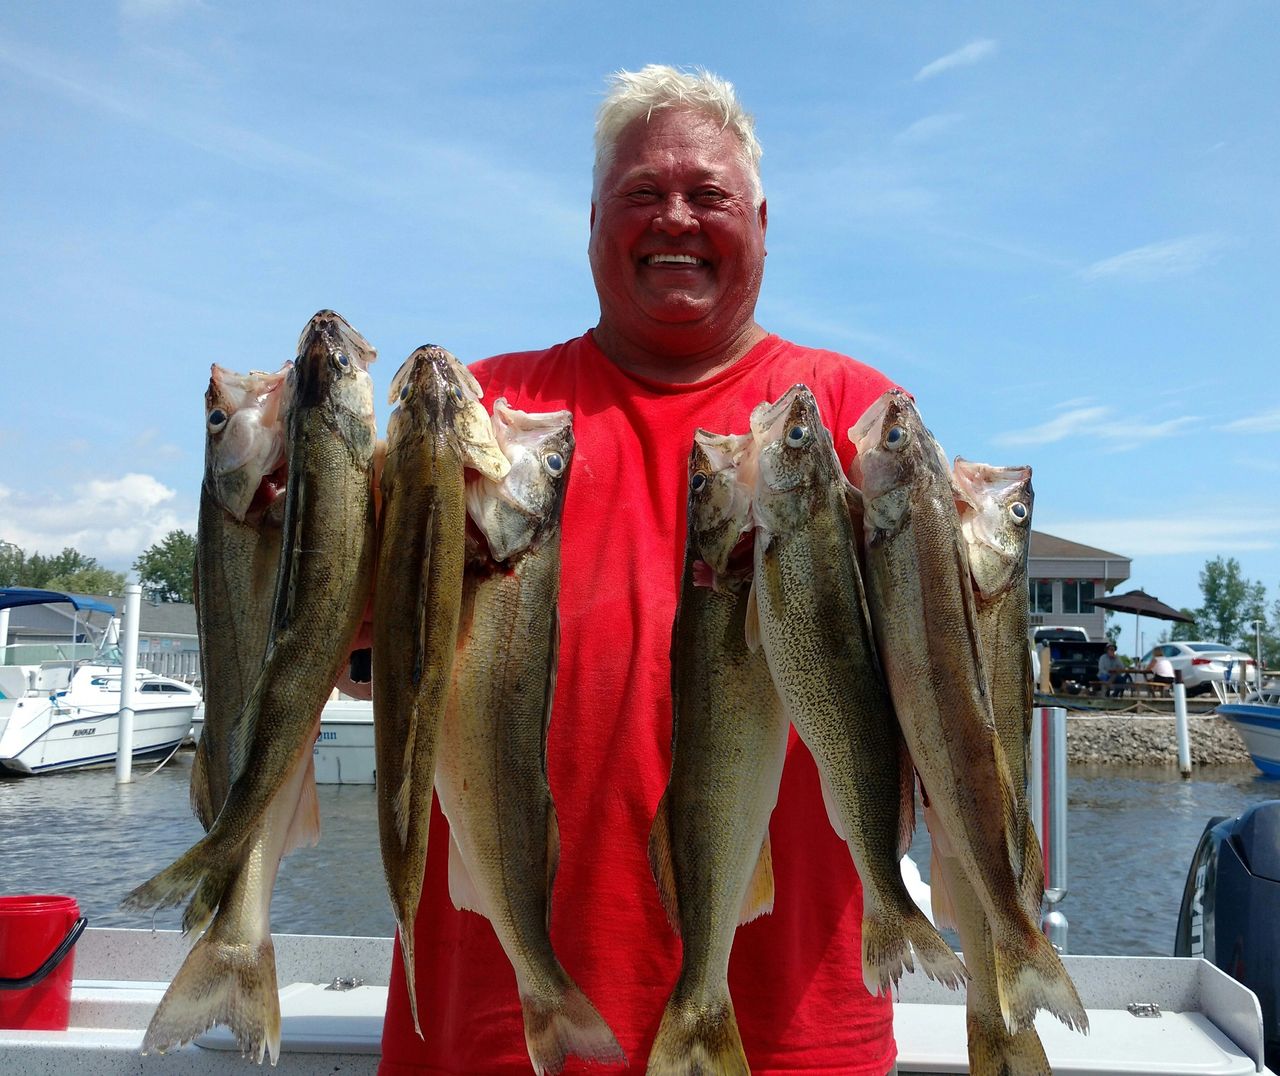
<box><xmin>1218</xmin><ymin>702</ymin><xmax>1280</xmax><ymax>777</ymax></box>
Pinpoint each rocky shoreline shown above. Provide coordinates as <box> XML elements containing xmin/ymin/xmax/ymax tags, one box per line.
<box><xmin>1066</xmin><ymin>712</ymin><xmax>1253</xmax><ymax>767</ymax></box>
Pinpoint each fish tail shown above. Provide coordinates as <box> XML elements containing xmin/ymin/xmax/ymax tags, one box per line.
<box><xmin>993</xmin><ymin>927</ymin><xmax>1089</xmax><ymax>1035</ymax></box>
<box><xmin>522</xmin><ymin>983</ymin><xmax>626</xmax><ymax>1075</ymax></box>
<box><xmin>966</xmin><ymin>1009</ymin><xmax>1053</xmax><ymax>1076</ymax></box>
<box><xmin>122</xmin><ymin>839</ymin><xmax>216</xmax><ymax>914</ymax></box>
<box><xmin>645</xmin><ymin>992</ymin><xmax>747</xmax><ymax>1076</ymax></box>
<box><xmin>398</xmin><ymin>927</ymin><xmax>423</xmax><ymax>1040</ymax></box>
<box><xmin>141</xmin><ymin>933</ymin><xmax>281</xmax><ymax>1065</ymax></box>
<box><xmin>899</xmin><ymin>910</ymin><xmax>968</xmax><ymax>991</ymax></box>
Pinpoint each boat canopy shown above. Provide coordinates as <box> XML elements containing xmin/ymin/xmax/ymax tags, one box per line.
<box><xmin>0</xmin><ymin>588</ymin><xmax>117</xmax><ymax>615</ymax></box>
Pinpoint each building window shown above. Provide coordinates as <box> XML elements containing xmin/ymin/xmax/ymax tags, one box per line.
<box><xmin>1062</xmin><ymin>579</ymin><xmax>1096</xmax><ymax>614</ymax></box>
<box><xmin>1030</xmin><ymin>579</ymin><xmax>1053</xmax><ymax>614</ymax></box>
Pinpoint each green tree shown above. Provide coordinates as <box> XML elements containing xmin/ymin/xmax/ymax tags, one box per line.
<box><xmin>1170</xmin><ymin>609</ymin><xmax>1199</xmax><ymax>642</ymax></box>
<box><xmin>0</xmin><ymin>540</ymin><xmax>106</xmax><ymax>589</ymax></box>
<box><xmin>133</xmin><ymin>530</ymin><xmax>196</xmax><ymax>603</ymax></box>
<box><xmin>43</xmin><ymin>567</ymin><xmax>126</xmax><ymax>595</ymax></box>
<box><xmin>0</xmin><ymin>540</ymin><xmax>24</xmax><ymax>586</ymax></box>
<box><xmin>1195</xmin><ymin>556</ymin><xmax>1265</xmax><ymax>649</ymax></box>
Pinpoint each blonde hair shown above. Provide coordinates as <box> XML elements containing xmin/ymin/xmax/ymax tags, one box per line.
<box><xmin>592</xmin><ymin>64</ymin><xmax>763</xmax><ymax>206</ymax></box>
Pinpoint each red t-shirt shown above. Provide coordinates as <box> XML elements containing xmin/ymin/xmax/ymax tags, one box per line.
<box><xmin>379</xmin><ymin>331</ymin><xmax>899</xmax><ymax>1076</ymax></box>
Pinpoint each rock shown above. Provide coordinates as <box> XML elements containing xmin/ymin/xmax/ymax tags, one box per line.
<box><xmin>1064</xmin><ymin>714</ymin><xmax>1252</xmax><ymax>767</ymax></box>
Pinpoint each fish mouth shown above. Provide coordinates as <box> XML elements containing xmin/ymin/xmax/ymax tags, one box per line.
<box><xmin>952</xmin><ymin>459</ymin><xmax>1031</xmax><ymax>502</ymax></box>
<box><xmin>749</xmin><ymin>385</ymin><xmax>821</xmax><ymax>493</ymax></box>
<box><xmin>297</xmin><ymin>310</ymin><xmax>377</xmax><ymax>373</ymax></box>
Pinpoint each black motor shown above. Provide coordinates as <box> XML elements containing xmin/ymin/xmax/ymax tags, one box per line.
<box><xmin>1175</xmin><ymin>801</ymin><xmax>1280</xmax><ymax>1069</ymax></box>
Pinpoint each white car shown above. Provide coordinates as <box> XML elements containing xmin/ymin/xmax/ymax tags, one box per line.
<box><xmin>1139</xmin><ymin>641</ymin><xmax>1257</xmax><ymax>695</ymax></box>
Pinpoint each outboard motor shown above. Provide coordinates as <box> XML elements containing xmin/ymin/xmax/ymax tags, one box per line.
<box><xmin>1175</xmin><ymin>801</ymin><xmax>1280</xmax><ymax>1069</ymax></box>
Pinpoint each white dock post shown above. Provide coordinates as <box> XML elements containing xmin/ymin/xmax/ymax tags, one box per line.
<box><xmin>115</xmin><ymin>583</ymin><xmax>142</xmax><ymax>784</ymax></box>
<box><xmin>1173</xmin><ymin>671</ymin><xmax>1191</xmax><ymax>779</ymax></box>
<box><xmin>1031</xmin><ymin>705</ymin><xmax>1069</xmax><ymax>951</ymax></box>
<box><xmin>0</xmin><ymin>607</ymin><xmax>9</xmax><ymax>664</ymax></box>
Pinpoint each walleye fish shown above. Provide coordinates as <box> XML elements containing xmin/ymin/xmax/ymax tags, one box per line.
<box><xmin>646</xmin><ymin>430</ymin><xmax>787</xmax><ymax>1076</ymax></box>
<box><xmin>435</xmin><ymin>401</ymin><xmax>624</xmax><ymax>1075</ymax></box>
<box><xmin>191</xmin><ymin>363</ymin><xmax>290</xmax><ymax>830</ymax></box>
<box><xmin>954</xmin><ymin>458</ymin><xmax>1042</xmax><ymax>913</ymax></box>
<box><xmin>849</xmin><ymin>390</ymin><xmax>1086</xmax><ymax>1036</ymax></box>
<box><xmin>372</xmin><ymin>344</ymin><xmax>509</xmax><ymax>1038</ymax></box>
<box><xmin>139</xmin><ymin>364</ymin><xmax>293</xmax><ymax>1062</ymax></box>
<box><xmin>749</xmin><ymin>385</ymin><xmax>965</xmax><ymax>995</ymax></box>
<box><xmin>125</xmin><ymin>311</ymin><xmax>379</xmax><ymax>942</ymax></box>
<box><xmin>923</xmin><ymin>459</ymin><xmax>1051</xmax><ymax>1076</ymax></box>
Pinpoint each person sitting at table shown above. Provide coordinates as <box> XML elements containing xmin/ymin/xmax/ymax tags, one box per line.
<box><xmin>1097</xmin><ymin>642</ymin><xmax>1132</xmax><ymax>697</ymax></box>
<box><xmin>1145</xmin><ymin>650</ymin><xmax>1176</xmax><ymax>686</ymax></box>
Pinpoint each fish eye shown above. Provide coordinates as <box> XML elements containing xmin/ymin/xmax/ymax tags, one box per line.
<box><xmin>690</xmin><ymin>471</ymin><xmax>708</xmax><ymax>493</ymax></box>
<box><xmin>543</xmin><ymin>452</ymin><xmax>564</xmax><ymax>476</ymax></box>
<box><xmin>450</xmin><ymin>384</ymin><xmax>466</xmax><ymax>403</ymax></box>
<box><xmin>1010</xmin><ymin>501</ymin><xmax>1029</xmax><ymax>522</ymax></box>
<box><xmin>335</xmin><ymin>351</ymin><xmax>350</xmax><ymax>368</ymax></box>
<box><xmin>885</xmin><ymin>425</ymin><xmax>905</xmax><ymax>448</ymax></box>
<box><xmin>398</xmin><ymin>383</ymin><xmax>410</xmax><ymax>402</ymax></box>
<box><xmin>785</xmin><ymin>425</ymin><xmax>809</xmax><ymax>448</ymax></box>
<box><xmin>207</xmin><ymin>408</ymin><xmax>228</xmax><ymax>432</ymax></box>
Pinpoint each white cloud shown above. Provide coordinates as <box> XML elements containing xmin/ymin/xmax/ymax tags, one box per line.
<box><xmin>995</xmin><ymin>406</ymin><xmax>1197</xmax><ymax>449</ymax></box>
<box><xmin>893</xmin><ymin>113</ymin><xmax>964</xmax><ymax>144</ymax></box>
<box><xmin>1220</xmin><ymin>408</ymin><xmax>1280</xmax><ymax>433</ymax></box>
<box><xmin>994</xmin><ymin>406</ymin><xmax>1110</xmax><ymax>446</ymax></box>
<box><xmin>1037</xmin><ymin>512</ymin><xmax>1280</xmax><ymax>557</ymax></box>
<box><xmin>1080</xmin><ymin>234</ymin><xmax>1228</xmax><ymax>282</ymax></box>
<box><xmin>914</xmin><ymin>39</ymin><xmax>999</xmax><ymax>82</ymax></box>
<box><xmin>0</xmin><ymin>474</ymin><xmax>192</xmax><ymax>568</ymax></box>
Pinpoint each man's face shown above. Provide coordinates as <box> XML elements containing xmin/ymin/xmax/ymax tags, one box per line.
<box><xmin>588</xmin><ymin>108</ymin><xmax>767</xmax><ymax>357</ymax></box>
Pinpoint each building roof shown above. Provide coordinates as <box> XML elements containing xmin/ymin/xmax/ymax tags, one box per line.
<box><xmin>1029</xmin><ymin>530</ymin><xmax>1128</xmax><ymax>562</ymax></box>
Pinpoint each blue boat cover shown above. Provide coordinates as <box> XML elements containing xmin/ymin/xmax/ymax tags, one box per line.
<box><xmin>0</xmin><ymin>587</ymin><xmax>117</xmax><ymax>615</ymax></box>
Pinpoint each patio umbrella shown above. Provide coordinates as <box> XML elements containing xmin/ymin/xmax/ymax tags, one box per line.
<box><xmin>1087</xmin><ymin>588</ymin><xmax>1195</xmax><ymax>659</ymax></box>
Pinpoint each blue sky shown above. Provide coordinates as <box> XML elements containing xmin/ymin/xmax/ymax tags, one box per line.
<box><xmin>2</xmin><ymin>3</ymin><xmax>1277</xmax><ymax>657</ymax></box>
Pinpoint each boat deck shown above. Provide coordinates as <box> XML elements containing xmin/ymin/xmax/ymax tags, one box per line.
<box><xmin>0</xmin><ymin>929</ymin><xmax>1271</xmax><ymax>1074</ymax></box>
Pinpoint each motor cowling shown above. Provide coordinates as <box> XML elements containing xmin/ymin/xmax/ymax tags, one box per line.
<box><xmin>1176</xmin><ymin>801</ymin><xmax>1280</xmax><ymax>1070</ymax></box>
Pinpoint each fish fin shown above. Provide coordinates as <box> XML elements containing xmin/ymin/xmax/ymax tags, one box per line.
<box><xmin>738</xmin><ymin>832</ymin><xmax>775</xmax><ymax>924</ymax></box>
<box><xmin>521</xmin><ymin>983</ymin><xmax>627</xmax><ymax>1076</ymax></box>
<box><xmin>896</xmin><ymin>742</ymin><xmax>916</xmax><ymax>858</ymax></box>
<box><xmin>993</xmin><ymin>927</ymin><xmax>1089</xmax><ymax>1035</ymax></box>
<box><xmin>691</xmin><ymin>559</ymin><xmax>717</xmax><ymax>589</ymax></box>
<box><xmin>1022</xmin><ymin>825</ymin><xmax>1047</xmax><ymax>917</ymax></box>
<box><xmin>394</xmin><ymin>717</ymin><xmax>418</xmax><ymax>847</ymax></box>
<box><xmin>280</xmin><ymin>751</ymin><xmax>322</xmax><ymax>858</ymax></box>
<box><xmin>226</xmin><ymin>668</ymin><xmax>269</xmax><ymax>789</ymax></box>
<box><xmin>647</xmin><ymin>992</ymin><xmax>749</xmax><ymax>1076</ymax></box>
<box><xmin>743</xmin><ymin>575</ymin><xmax>762</xmax><ymax>653</ymax></box>
<box><xmin>922</xmin><ymin>804</ymin><xmax>958</xmax><ymax>931</ymax></box>
<box><xmin>447</xmin><ymin>834</ymin><xmax>485</xmax><ymax>916</ymax></box>
<box><xmin>544</xmin><ymin>802</ymin><xmax>561</xmax><ymax>934</ymax></box>
<box><xmin>817</xmin><ymin>766</ymin><xmax>848</xmax><ymax>841</ymax></box>
<box><xmin>966</xmin><ymin>1011</ymin><xmax>1053</xmax><ymax>1076</ymax></box>
<box><xmin>646</xmin><ymin>790</ymin><xmax>681</xmax><ymax>933</ymax></box>
<box><xmin>141</xmin><ymin>932</ymin><xmax>282</xmax><ymax>1065</ymax></box>
<box><xmin>189</xmin><ymin>736</ymin><xmax>215</xmax><ymax>832</ymax></box>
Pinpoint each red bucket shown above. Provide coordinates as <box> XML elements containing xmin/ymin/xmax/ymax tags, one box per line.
<box><xmin>0</xmin><ymin>895</ymin><xmax>86</xmax><ymax>1031</ymax></box>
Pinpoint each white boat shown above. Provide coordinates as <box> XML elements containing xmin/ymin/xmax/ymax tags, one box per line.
<box><xmin>0</xmin><ymin>927</ymin><xmax>1271</xmax><ymax>1074</ymax></box>
<box><xmin>190</xmin><ymin>696</ymin><xmax>375</xmax><ymax>786</ymax></box>
<box><xmin>1217</xmin><ymin>682</ymin><xmax>1280</xmax><ymax>777</ymax></box>
<box><xmin>0</xmin><ymin>589</ymin><xmax>201</xmax><ymax>777</ymax></box>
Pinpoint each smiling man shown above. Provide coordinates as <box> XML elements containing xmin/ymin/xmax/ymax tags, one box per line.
<box><xmin>377</xmin><ymin>66</ymin><xmax>903</xmax><ymax>1076</ymax></box>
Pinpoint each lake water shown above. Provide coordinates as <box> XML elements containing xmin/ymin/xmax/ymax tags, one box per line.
<box><xmin>1</xmin><ymin>753</ymin><xmax>1276</xmax><ymax>955</ymax></box>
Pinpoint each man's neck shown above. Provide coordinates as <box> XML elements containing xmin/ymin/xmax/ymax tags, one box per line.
<box><xmin>592</xmin><ymin>321</ymin><xmax>769</xmax><ymax>385</ymax></box>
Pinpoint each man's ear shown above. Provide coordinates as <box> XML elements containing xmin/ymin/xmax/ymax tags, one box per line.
<box><xmin>758</xmin><ymin>198</ymin><xmax>768</xmax><ymax>250</ymax></box>
<box><xmin>590</xmin><ymin>203</ymin><xmax>597</xmax><ymax>231</ymax></box>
